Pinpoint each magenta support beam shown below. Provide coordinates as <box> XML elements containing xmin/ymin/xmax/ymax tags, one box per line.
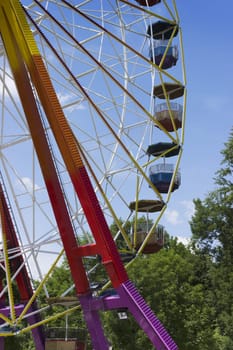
<box><xmin>117</xmin><ymin>281</ymin><xmax>178</xmax><ymax>350</ymax></box>
<box><xmin>78</xmin><ymin>280</ymin><xmax>178</xmax><ymax>350</ymax></box>
<box><xmin>79</xmin><ymin>293</ymin><xmax>110</xmax><ymax>350</ymax></box>
<box><xmin>27</xmin><ymin>304</ymin><xmax>45</xmax><ymax>350</ymax></box>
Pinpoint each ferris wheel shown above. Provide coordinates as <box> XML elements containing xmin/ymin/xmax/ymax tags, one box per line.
<box><xmin>0</xmin><ymin>0</ymin><xmax>186</xmax><ymax>349</ymax></box>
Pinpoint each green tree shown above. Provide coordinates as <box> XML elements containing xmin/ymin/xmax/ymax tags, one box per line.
<box><xmin>104</xmin><ymin>238</ymin><xmax>217</xmax><ymax>350</ymax></box>
<box><xmin>190</xmin><ymin>128</ymin><xmax>233</xmax><ymax>349</ymax></box>
<box><xmin>191</xmin><ymin>129</ymin><xmax>233</xmax><ymax>263</ymax></box>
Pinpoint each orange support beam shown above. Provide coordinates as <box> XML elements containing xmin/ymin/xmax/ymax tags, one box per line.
<box><xmin>3</xmin><ymin>0</ymin><xmax>128</xmax><ymax>288</ymax></box>
<box><xmin>0</xmin><ymin>2</ymin><xmax>90</xmax><ymax>294</ymax></box>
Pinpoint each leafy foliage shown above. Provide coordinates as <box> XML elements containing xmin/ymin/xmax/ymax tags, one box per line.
<box><xmin>190</xmin><ymin>128</ymin><xmax>233</xmax><ymax>349</ymax></box>
<box><xmin>103</xmin><ymin>239</ymin><xmax>217</xmax><ymax>350</ymax></box>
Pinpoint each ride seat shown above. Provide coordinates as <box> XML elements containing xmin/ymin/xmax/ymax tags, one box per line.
<box><xmin>149</xmin><ymin>163</ymin><xmax>181</xmax><ymax>193</ymax></box>
<box><xmin>150</xmin><ymin>45</ymin><xmax>178</xmax><ymax>69</ymax></box>
<box><xmin>133</xmin><ymin>223</ymin><xmax>164</xmax><ymax>254</ymax></box>
<box><xmin>155</xmin><ymin>102</ymin><xmax>183</xmax><ymax>132</ymax></box>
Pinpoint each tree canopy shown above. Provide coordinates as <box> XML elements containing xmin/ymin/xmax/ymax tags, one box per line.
<box><xmin>189</xmin><ymin>128</ymin><xmax>233</xmax><ymax>349</ymax></box>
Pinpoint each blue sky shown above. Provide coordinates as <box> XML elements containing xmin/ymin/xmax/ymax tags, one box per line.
<box><xmin>160</xmin><ymin>0</ymin><xmax>233</xmax><ymax>241</ymax></box>
<box><xmin>1</xmin><ymin>0</ymin><xmax>232</xmax><ymax>257</ymax></box>
<box><xmin>18</xmin><ymin>1</ymin><xmax>233</xmax><ymax>244</ymax></box>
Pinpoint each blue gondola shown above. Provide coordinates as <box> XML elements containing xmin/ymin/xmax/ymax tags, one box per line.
<box><xmin>149</xmin><ymin>43</ymin><xmax>178</xmax><ymax>69</ymax></box>
<box><xmin>147</xmin><ymin>21</ymin><xmax>179</xmax><ymax>69</ymax></box>
<box><xmin>149</xmin><ymin>163</ymin><xmax>181</xmax><ymax>193</ymax></box>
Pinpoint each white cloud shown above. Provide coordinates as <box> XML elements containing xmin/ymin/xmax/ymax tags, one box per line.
<box><xmin>57</xmin><ymin>92</ymin><xmax>73</xmax><ymax>105</ymax></box>
<box><xmin>180</xmin><ymin>200</ymin><xmax>195</xmax><ymax>220</ymax></box>
<box><xmin>0</xmin><ymin>69</ymin><xmax>20</xmax><ymax>102</ymax></box>
<box><xmin>176</xmin><ymin>235</ymin><xmax>190</xmax><ymax>246</ymax></box>
<box><xmin>57</xmin><ymin>92</ymin><xmax>86</xmax><ymax>112</ymax></box>
<box><xmin>164</xmin><ymin>209</ymin><xmax>183</xmax><ymax>225</ymax></box>
<box><xmin>162</xmin><ymin>200</ymin><xmax>194</xmax><ymax>229</ymax></box>
<box><xmin>17</xmin><ymin>177</ymin><xmax>40</xmax><ymax>193</ymax></box>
